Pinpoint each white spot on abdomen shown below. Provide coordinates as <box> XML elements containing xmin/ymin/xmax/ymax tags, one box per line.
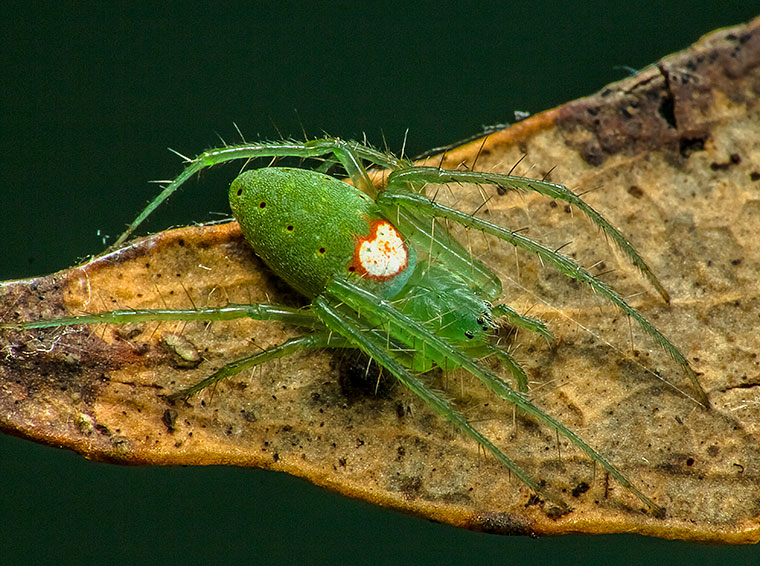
<box><xmin>354</xmin><ymin>220</ymin><xmax>409</xmax><ymax>280</ymax></box>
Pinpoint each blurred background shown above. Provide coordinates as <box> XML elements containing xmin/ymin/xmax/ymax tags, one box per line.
<box><xmin>1</xmin><ymin>3</ymin><xmax>758</xmax><ymax>564</ymax></box>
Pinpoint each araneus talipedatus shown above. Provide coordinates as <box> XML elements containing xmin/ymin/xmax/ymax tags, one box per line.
<box><xmin>3</xmin><ymin>136</ymin><xmax>709</xmax><ymax>515</ymax></box>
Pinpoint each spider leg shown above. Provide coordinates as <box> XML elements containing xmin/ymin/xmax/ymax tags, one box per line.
<box><xmin>113</xmin><ymin>137</ymin><xmax>408</xmax><ymax>248</ymax></box>
<box><xmin>379</xmin><ymin>189</ymin><xmax>709</xmax><ymax>408</ymax></box>
<box><xmin>387</xmin><ymin>166</ymin><xmax>670</xmax><ymax>303</ymax></box>
<box><xmin>326</xmin><ymin>276</ymin><xmax>667</xmax><ymax>516</ymax></box>
<box><xmin>492</xmin><ymin>303</ymin><xmax>553</xmax><ymax>342</ymax></box>
<box><xmin>485</xmin><ymin>344</ymin><xmax>529</xmax><ymax>392</ymax></box>
<box><xmin>389</xmin><ymin>207</ymin><xmax>502</xmax><ymax>299</ymax></box>
<box><xmin>169</xmin><ymin>331</ymin><xmax>347</xmax><ymax>400</ymax></box>
<box><xmin>1</xmin><ymin>303</ymin><xmax>319</xmax><ymax>330</ymax></box>
<box><xmin>311</xmin><ymin>291</ymin><xmax>563</xmax><ymax>510</ymax></box>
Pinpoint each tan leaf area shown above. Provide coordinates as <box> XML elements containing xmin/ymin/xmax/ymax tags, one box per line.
<box><xmin>1</xmin><ymin>19</ymin><xmax>759</xmax><ymax>543</ymax></box>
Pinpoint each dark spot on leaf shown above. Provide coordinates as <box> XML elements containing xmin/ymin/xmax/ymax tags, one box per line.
<box><xmin>658</xmin><ymin>94</ymin><xmax>676</xmax><ymax>129</ymax></box>
<box><xmin>240</xmin><ymin>409</ymin><xmax>257</xmax><ymax>423</ymax></box>
<box><xmin>334</xmin><ymin>352</ymin><xmax>395</xmax><ymax>400</ymax></box>
<box><xmin>628</xmin><ymin>185</ymin><xmax>644</xmax><ymax>198</ymax></box>
<box><xmin>572</xmin><ymin>482</ymin><xmax>590</xmax><ymax>497</ymax></box>
<box><xmin>679</xmin><ymin>136</ymin><xmax>707</xmax><ymax>158</ymax></box>
<box><xmin>711</xmin><ymin>154</ymin><xmax>741</xmax><ymax>171</ymax></box>
<box><xmin>162</xmin><ymin>409</ymin><xmax>177</xmax><ymax>433</ymax></box>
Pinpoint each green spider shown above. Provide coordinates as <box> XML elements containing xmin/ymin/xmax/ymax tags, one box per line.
<box><xmin>6</xmin><ymin>136</ymin><xmax>708</xmax><ymax>515</ymax></box>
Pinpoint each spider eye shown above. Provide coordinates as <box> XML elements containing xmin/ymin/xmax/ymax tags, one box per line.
<box><xmin>464</xmin><ymin>330</ymin><xmax>474</xmax><ymax>339</ymax></box>
<box><xmin>476</xmin><ymin>317</ymin><xmax>485</xmax><ymax>325</ymax></box>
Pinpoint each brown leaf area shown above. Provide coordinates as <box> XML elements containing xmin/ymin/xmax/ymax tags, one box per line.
<box><xmin>2</xmin><ymin>19</ymin><xmax>760</xmax><ymax>543</ymax></box>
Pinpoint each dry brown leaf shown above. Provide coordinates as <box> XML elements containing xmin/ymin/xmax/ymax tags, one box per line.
<box><xmin>1</xmin><ymin>18</ymin><xmax>759</xmax><ymax>543</ymax></box>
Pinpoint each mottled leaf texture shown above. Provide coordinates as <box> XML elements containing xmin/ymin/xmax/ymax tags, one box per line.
<box><xmin>2</xmin><ymin>18</ymin><xmax>759</xmax><ymax>543</ymax></box>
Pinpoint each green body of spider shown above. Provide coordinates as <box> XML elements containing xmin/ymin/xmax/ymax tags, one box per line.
<box><xmin>5</xmin><ymin>137</ymin><xmax>710</xmax><ymax>515</ymax></box>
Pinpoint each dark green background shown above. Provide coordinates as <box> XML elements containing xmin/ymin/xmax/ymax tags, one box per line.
<box><xmin>1</xmin><ymin>4</ymin><xmax>758</xmax><ymax>564</ymax></box>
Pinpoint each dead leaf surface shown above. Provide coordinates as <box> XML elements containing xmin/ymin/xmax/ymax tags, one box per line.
<box><xmin>2</xmin><ymin>18</ymin><xmax>759</xmax><ymax>543</ymax></box>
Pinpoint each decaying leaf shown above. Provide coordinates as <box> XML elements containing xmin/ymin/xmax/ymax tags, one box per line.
<box><xmin>1</xmin><ymin>18</ymin><xmax>759</xmax><ymax>543</ymax></box>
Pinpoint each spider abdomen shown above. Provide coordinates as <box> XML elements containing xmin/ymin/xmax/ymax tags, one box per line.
<box><xmin>229</xmin><ymin>167</ymin><xmax>416</xmax><ymax>298</ymax></box>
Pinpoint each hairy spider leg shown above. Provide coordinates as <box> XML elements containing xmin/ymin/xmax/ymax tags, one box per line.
<box><xmin>311</xmin><ymin>292</ymin><xmax>560</xmax><ymax>509</ymax></box>
<box><xmin>390</xmin><ymin>206</ymin><xmax>502</xmax><ymax>299</ymax></box>
<box><xmin>378</xmin><ymin>187</ymin><xmax>709</xmax><ymax>408</ymax></box>
<box><xmin>388</xmin><ymin>166</ymin><xmax>670</xmax><ymax>303</ymax></box>
<box><xmin>325</xmin><ymin>276</ymin><xmax>666</xmax><ymax>516</ymax></box>
<box><xmin>113</xmin><ymin>139</ymin><xmax>409</xmax><ymax>248</ymax></box>
<box><xmin>168</xmin><ymin>332</ymin><xmax>345</xmax><ymax>399</ymax></box>
<box><xmin>480</xmin><ymin>344</ymin><xmax>529</xmax><ymax>392</ymax></box>
<box><xmin>491</xmin><ymin>304</ymin><xmax>553</xmax><ymax>343</ymax></box>
<box><xmin>3</xmin><ymin>303</ymin><xmax>318</xmax><ymax>330</ymax></box>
